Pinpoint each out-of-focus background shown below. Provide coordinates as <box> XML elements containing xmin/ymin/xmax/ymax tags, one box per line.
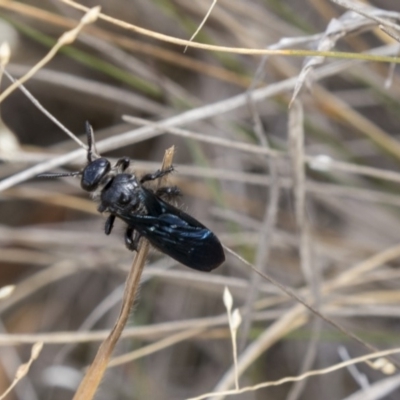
<box><xmin>2</xmin><ymin>0</ymin><xmax>400</xmax><ymax>399</ymax></box>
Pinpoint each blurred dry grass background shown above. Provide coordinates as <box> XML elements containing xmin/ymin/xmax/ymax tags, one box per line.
<box><xmin>2</xmin><ymin>0</ymin><xmax>400</xmax><ymax>399</ymax></box>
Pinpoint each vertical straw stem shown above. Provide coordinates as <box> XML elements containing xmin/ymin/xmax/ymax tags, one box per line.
<box><xmin>73</xmin><ymin>146</ymin><xmax>175</xmax><ymax>400</ymax></box>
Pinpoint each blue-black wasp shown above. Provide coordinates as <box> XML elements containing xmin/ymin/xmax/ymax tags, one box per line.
<box><xmin>39</xmin><ymin>123</ymin><xmax>225</xmax><ymax>271</ymax></box>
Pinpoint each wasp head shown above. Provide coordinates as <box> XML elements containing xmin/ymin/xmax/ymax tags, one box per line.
<box><xmin>38</xmin><ymin>122</ymin><xmax>110</xmax><ymax>192</ymax></box>
<box><xmin>80</xmin><ymin>157</ymin><xmax>110</xmax><ymax>192</ymax></box>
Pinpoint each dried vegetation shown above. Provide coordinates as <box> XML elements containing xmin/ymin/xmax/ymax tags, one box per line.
<box><xmin>1</xmin><ymin>0</ymin><xmax>400</xmax><ymax>399</ymax></box>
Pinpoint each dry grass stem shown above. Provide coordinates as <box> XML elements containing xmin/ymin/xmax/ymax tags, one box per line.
<box><xmin>0</xmin><ymin>6</ymin><xmax>100</xmax><ymax>103</ymax></box>
<box><xmin>189</xmin><ymin>347</ymin><xmax>400</xmax><ymax>400</ymax></box>
<box><xmin>72</xmin><ymin>242</ymin><xmax>149</xmax><ymax>400</ymax></box>
<box><xmin>3</xmin><ymin>70</ymin><xmax>86</xmax><ymax>148</ymax></box>
<box><xmin>72</xmin><ymin>147</ymin><xmax>175</xmax><ymax>400</ymax></box>
<box><xmin>58</xmin><ymin>0</ymin><xmax>400</xmax><ymax>63</ymax></box>
<box><xmin>287</xmin><ymin>100</ymin><xmax>321</xmax><ymax>400</ymax></box>
<box><xmin>0</xmin><ymin>342</ymin><xmax>43</xmax><ymax>400</ymax></box>
<box><xmin>184</xmin><ymin>0</ymin><xmax>219</xmax><ymax>53</ymax></box>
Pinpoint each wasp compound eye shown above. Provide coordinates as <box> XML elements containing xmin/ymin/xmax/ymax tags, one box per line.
<box><xmin>81</xmin><ymin>158</ymin><xmax>111</xmax><ymax>191</ymax></box>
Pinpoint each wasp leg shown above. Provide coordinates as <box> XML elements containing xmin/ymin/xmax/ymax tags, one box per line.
<box><xmin>115</xmin><ymin>157</ymin><xmax>130</xmax><ymax>171</ymax></box>
<box><xmin>105</xmin><ymin>214</ymin><xmax>115</xmax><ymax>235</ymax></box>
<box><xmin>140</xmin><ymin>166</ymin><xmax>174</xmax><ymax>183</ymax></box>
<box><xmin>125</xmin><ymin>226</ymin><xmax>141</xmax><ymax>251</ymax></box>
<box><xmin>156</xmin><ymin>185</ymin><xmax>181</xmax><ymax>200</ymax></box>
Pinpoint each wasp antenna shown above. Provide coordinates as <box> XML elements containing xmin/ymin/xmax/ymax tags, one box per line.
<box><xmin>85</xmin><ymin>121</ymin><xmax>100</xmax><ymax>162</ymax></box>
<box><xmin>38</xmin><ymin>171</ymin><xmax>81</xmax><ymax>179</ymax></box>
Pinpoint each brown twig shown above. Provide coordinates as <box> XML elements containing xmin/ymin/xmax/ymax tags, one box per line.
<box><xmin>72</xmin><ymin>147</ymin><xmax>175</xmax><ymax>400</ymax></box>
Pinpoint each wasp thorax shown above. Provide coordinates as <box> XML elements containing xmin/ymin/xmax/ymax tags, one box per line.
<box><xmin>100</xmin><ymin>173</ymin><xmax>140</xmax><ymax>212</ymax></box>
<box><xmin>81</xmin><ymin>158</ymin><xmax>111</xmax><ymax>191</ymax></box>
